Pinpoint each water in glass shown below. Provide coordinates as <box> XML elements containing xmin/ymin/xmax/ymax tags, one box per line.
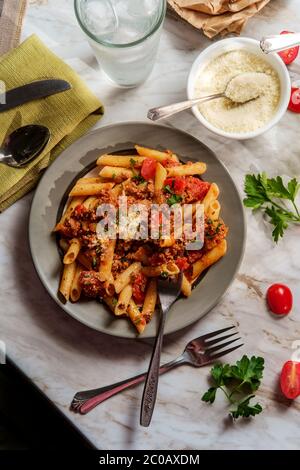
<box><xmin>76</xmin><ymin>0</ymin><xmax>166</xmax><ymax>87</ymax></box>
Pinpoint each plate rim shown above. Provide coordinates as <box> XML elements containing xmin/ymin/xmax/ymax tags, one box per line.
<box><xmin>28</xmin><ymin>120</ymin><xmax>246</xmax><ymax>339</ymax></box>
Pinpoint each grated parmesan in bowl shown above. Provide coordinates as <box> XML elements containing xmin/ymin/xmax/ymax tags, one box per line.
<box><xmin>187</xmin><ymin>38</ymin><xmax>291</xmax><ymax>140</ymax></box>
<box><xmin>195</xmin><ymin>50</ymin><xmax>280</xmax><ymax>134</ymax></box>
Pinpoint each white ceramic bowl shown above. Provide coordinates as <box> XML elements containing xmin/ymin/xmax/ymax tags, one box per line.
<box><xmin>187</xmin><ymin>37</ymin><xmax>291</xmax><ymax>140</ymax></box>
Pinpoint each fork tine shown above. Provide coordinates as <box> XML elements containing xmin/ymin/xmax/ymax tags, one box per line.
<box><xmin>207</xmin><ymin>343</ymin><xmax>244</xmax><ymax>361</ymax></box>
<box><xmin>200</xmin><ymin>325</ymin><xmax>236</xmax><ymax>341</ymax></box>
<box><xmin>205</xmin><ymin>337</ymin><xmax>241</xmax><ymax>355</ymax></box>
<box><xmin>205</xmin><ymin>332</ymin><xmax>238</xmax><ymax>347</ymax></box>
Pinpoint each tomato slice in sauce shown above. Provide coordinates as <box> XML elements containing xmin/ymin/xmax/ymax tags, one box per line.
<box><xmin>185</xmin><ymin>177</ymin><xmax>210</xmax><ymax>201</ymax></box>
<box><xmin>141</xmin><ymin>158</ymin><xmax>157</xmax><ymax>180</ymax></box>
<box><xmin>165</xmin><ymin>177</ymin><xmax>186</xmax><ymax>194</ymax></box>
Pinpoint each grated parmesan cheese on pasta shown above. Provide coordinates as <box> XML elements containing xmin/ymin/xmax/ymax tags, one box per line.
<box><xmin>195</xmin><ymin>50</ymin><xmax>281</xmax><ymax>134</ymax></box>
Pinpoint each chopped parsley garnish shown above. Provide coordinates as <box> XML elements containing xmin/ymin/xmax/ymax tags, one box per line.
<box><xmin>202</xmin><ymin>355</ymin><xmax>264</xmax><ymax>420</ymax></box>
<box><xmin>167</xmin><ymin>194</ymin><xmax>182</xmax><ymax>206</ymax></box>
<box><xmin>163</xmin><ymin>184</ymin><xmax>182</xmax><ymax>206</ymax></box>
<box><xmin>132</xmin><ymin>174</ymin><xmax>146</xmax><ymax>184</ymax></box>
<box><xmin>163</xmin><ymin>184</ymin><xmax>173</xmax><ymax>194</ymax></box>
<box><xmin>92</xmin><ymin>256</ymin><xmax>97</xmax><ymax>269</ymax></box>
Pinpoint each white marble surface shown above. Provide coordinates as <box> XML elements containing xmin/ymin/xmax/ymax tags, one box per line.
<box><xmin>1</xmin><ymin>0</ymin><xmax>300</xmax><ymax>450</ymax></box>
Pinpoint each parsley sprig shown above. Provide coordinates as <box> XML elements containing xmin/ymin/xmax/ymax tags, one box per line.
<box><xmin>202</xmin><ymin>355</ymin><xmax>264</xmax><ymax>419</ymax></box>
<box><xmin>243</xmin><ymin>173</ymin><xmax>300</xmax><ymax>242</ymax></box>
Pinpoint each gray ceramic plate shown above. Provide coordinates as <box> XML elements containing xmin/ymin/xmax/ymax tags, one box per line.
<box><xmin>29</xmin><ymin>122</ymin><xmax>246</xmax><ymax>339</ymax></box>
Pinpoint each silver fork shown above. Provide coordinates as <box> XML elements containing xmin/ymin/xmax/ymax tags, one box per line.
<box><xmin>70</xmin><ymin>325</ymin><xmax>242</xmax><ymax>415</ymax></box>
<box><xmin>140</xmin><ymin>273</ymin><xmax>184</xmax><ymax>427</ymax></box>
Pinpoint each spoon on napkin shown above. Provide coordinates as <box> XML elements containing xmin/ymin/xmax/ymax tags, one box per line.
<box><xmin>0</xmin><ymin>125</ymin><xmax>50</xmax><ymax>168</ymax></box>
<box><xmin>147</xmin><ymin>72</ymin><xmax>268</xmax><ymax>121</ymax></box>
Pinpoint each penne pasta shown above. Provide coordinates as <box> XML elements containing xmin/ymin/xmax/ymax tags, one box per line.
<box><xmin>181</xmin><ymin>274</ymin><xmax>192</xmax><ymax>297</ymax></box>
<box><xmin>167</xmin><ymin>161</ymin><xmax>207</xmax><ymax>177</ymax></box>
<box><xmin>154</xmin><ymin>162</ymin><xmax>167</xmax><ymax>193</ymax></box>
<box><xmin>135</xmin><ymin>145</ymin><xmax>177</xmax><ymax>163</ymax></box>
<box><xmin>142</xmin><ymin>262</ymin><xmax>179</xmax><ymax>277</ymax></box>
<box><xmin>77</xmin><ymin>177</ymin><xmax>102</xmax><ymax>185</ymax></box>
<box><xmin>142</xmin><ymin>279</ymin><xmax>157</xmax><ymax>323</ymax></box>
<box><xmin>63</xmin><ymin>238</ymin><xmax>81</xmax><ymax>264</ymax></box>
<box><xmin>111</xmin><ymin>183</ymin><xmax>123</xmax><ymax>197</ymax></box>
<box><xmin>54</xmin><ymin>196</ymin><xmax>84</xmax><ymax>231</ymax></box>
<box><xmin>115</xmin><ymin>284</ymin><xmax>133</xmax><ymax>316</ymax></box>
<box><xmin>59</xmin><ymin>262</ymin><xmax>76</xmax><ymax>302</ymax></box>
<box><xmin>97</xmin><ymin>155</ymin><xmax>145</xmax><ymax>168</ymax></box>
<box><xmin>69</xmin><ymin>182</ymin><xmax>114</xmax><ymax>197</ymax></box>
<box><xmin>207</xmin><ymin>200</ymin><xmax>220</xmax><ymax>221</ymax></box>
<box><xmin>70</xmin><ymin>264</ymin><xmax>83</xmax><ymax>302</ymax></box>
<box><xmin>104</xmin><ymin>274</ymin><xmax>116</xmax><ymax>297</ymax></box>
<box><xmin>99</xmin><ymin>166</ymin><xmax>133</xmax><ymax>181</ymax></box>
<box><xmin>82</xmin><ymin>196</ymin><xmax>98</xmax><ymax>209</ymax></box>
<box><xmin>59</xmin><ymin>238</ymin><xmax>92</xmax><ymax>270</ymax></box>
<box><xmin>203</xmin><ymin>183</ymin><xmax>220</xmax><ymax>213</ymax></box>
<box><xmin>127</xmin><ymin>299</ymin><xmax>146</xmax><ymax>334</ymax></box>
<box><xmin>114</xmin><ymin>262</ymin><xmax>141</xmax><ymax>294</ymax></box>
<box><xmin>55</xmin><ymin>143</ymin><xmax>228</xmax><ymax>334</ymax></box>
<box><xmin>191</xmin><ymin>240</ymin><xmax>227</xmax><ymax>281</ymax></box>
<box><xmin>99</xmin><ymin>240</ymin><xmax>116</xmax><ymax>282</ymax></box>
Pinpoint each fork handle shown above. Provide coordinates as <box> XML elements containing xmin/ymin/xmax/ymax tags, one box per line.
<box><xmin>140</xmin><ymin>312</ymin><xmax>168</xmax><ymax>427</ymax></box>
<box><xmin>71</xmin><ymin>354</ymin><xmax>186</xmax><ymax>415</ymax></box>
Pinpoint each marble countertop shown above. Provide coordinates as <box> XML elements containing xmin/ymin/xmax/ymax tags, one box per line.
<box><xmin>1</xmin><ymin>0</ymin><xmax>300</xmax><ymax>450</ymax></box>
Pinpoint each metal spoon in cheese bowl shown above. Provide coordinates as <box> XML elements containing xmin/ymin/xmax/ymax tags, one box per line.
<box><xmin>147</xmin><ymin>72</ymin><xmax>269</xmax><ymax>121</ymax></box>
<box><xmin>0</xmin><ymin>125</ymin><xmax>50</xmax><ymax>168</ymax></box>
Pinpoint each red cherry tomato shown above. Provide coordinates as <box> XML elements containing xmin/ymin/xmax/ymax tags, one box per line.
<box><xmin>141</xmin><ymin>158</ymin><xmax>157</xmax><ymax>180</ymax></box>
<box><xmin>185</xmin><ymin>177</ymin><xmax>211</xmax><ymax>201</ymax></box>
<box><xmin>267</xmin><ymin>283</ymin><xmax>293</xmax><ymax>315</ymax></box>
<box><xmin>288</xmin><ymin>86</ymin><xmax>300</xmax><ymax>113</ymax></box>
<box><xmin>164</xmin><ymin>177</ymin><xmax>186</xmax><ymax>194</ymax></box>
<box><xmin>280</xmin><ymin>361</ymin><xmax>300</xmax><ymax>399</ymax></box>
<box><xmin>278</xmin><ymin>31</ymin><xmax>299</xmax><ymax>65</ymax></box>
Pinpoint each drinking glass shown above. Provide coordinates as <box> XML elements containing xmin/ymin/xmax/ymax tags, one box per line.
<box><xmin>74</xmin><ymin>0</ymin><xmax>167</xmax><ymax>88</ymax></box>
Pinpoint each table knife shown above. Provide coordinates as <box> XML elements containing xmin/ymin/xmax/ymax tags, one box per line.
<box><xmin>0</xmin><ymin>79</ymin><xmax>72</xmax><ymax>112</ymax></box>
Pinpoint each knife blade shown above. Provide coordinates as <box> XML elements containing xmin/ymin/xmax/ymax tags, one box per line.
<box><xmin>0</xmin><ymin>79</ymin><xmax>72</xmax><ymax>113</ymax></box>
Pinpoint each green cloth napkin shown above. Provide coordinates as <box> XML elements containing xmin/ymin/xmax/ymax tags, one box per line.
<box><xmin>0</xmin><ymin>34</ymin><xmax>104</xmax><ymax>212</ymax></box>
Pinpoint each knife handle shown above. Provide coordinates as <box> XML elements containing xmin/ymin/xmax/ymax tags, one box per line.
<box><xmin>0</xmin><ymin>79</ymin><xmax>71</xmax><ymax>112</ymax></box>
